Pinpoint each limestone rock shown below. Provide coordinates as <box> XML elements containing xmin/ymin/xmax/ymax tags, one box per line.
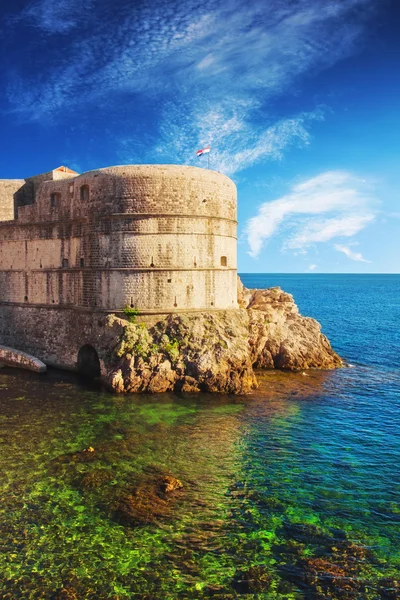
<box><xmin>237</xmin><ymin>276</ymin><xmax>254</xmax><ymax>308</ymax></box>
<box><xmin>245</xmin><ymin>286</ymin><xmax>343</xmax><ymax>370</ymax></box>
<box><xmin>103</xmin><ymin>279</ymin><xmax>343</xmax><ymax>394</ymax></box>
<box><xmin>104</xmin><ymin>310</ymin><xmax>257</xmax><ymax>395</ymax></box>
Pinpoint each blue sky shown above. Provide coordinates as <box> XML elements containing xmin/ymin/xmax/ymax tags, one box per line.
<box><xmin>1</xmin><ymin>0</ymin><xmax>399</xmax><ymax>273</ymax></box>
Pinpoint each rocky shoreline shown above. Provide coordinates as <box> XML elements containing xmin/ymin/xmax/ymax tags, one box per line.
<box><xmin>102</xmin><ymin>278</ymin><xmax>343</xmax><ymax>394</ymax></box>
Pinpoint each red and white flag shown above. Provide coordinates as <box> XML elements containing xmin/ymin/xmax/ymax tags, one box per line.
<box><xmin>196</xmin><ymin>145</ymin><xmax>210</xmax><ymax>157</ymax></box>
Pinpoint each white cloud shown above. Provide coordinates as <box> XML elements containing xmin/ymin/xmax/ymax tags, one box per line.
<box><xmin>334</xmin><ymin>244</ymin><xmax>371</xmax><ymax>263</ymax></box>
<box><xmin>151</xmin><ymin>108</ymin><xmax>322</xmax><ymax>176</ymax></box>
<box><xmin>308</xmin><ymin>264</ymin><xmax>317</xmax><ymax>271</ymax></box>
<box><xmin>6</xmin><ymin>0</ymin><xmax>377</xmax><ymax>174</ymax></box>
<box><xmin>8</xmin><ymin>0</ymin><xmax>93</xmax><ymax>32</ymax></box>
<box><xmin>246</xmin><ymin>171</ymin><xmax>377</xmax><ymax>257</ymax></box>
<box><xmin>287</xmin><ymin>214</ymin><xmax>375</xmax><ymax>249</ymax></box>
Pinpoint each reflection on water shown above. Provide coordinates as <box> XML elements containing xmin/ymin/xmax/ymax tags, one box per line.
<box><xmin>0</xmin><ymin>364</ymin><xmax>399</xmax><ymax>599</ymax></box>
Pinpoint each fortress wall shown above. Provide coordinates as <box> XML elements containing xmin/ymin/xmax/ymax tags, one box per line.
<box><xmin>0</xmin><ymin>268</ymin><xmax>236</xmax><ymax>310</ymax></box>
<box><xmin>0</xmin><ymin>165</ymin><xmax>238</xmax><ymax>319</ymax></box>
<box><xmin>70</xmin><ymin>166</ymin><xmax>236</xmax><ymax>221</ymax></box>
<box><xmin>0</xmin><ymin>180</ymin><xmax>25</xmax><ymax>221</ymax></box>
<box><xmin>0</xmin><ymin>302</ymin><xmax>240</xmax><ymax>372</ymax></box>
<box><xmin>0</xmin><ymin>216</ymin><xmax>236</xmax><ymax>269</ymax></box>
<box><xmin>0</xmin><ymin>304</ymin><xmax>109</xmax><ymax>369</ymax></box>
<box><xmin>0</xmin><ymin>272</ymin><xmax>26</xmax><ymax>302</ymax></box>
<box><xmin>99</xmin><ymin>268</ymin><xmax>237</xmax><ymax>310</ymax></box>
<box><xmin>0</xmin><ymin>233</ymin><xmax>84</xmax><ymax>271</ymax></box>
<box><xmin>25</xmin><ymin>169</ymin><xmax>76</xmax><ymax>195</ymax></box>
<box><xmin>16</xmin><ymin>166</ymin><xmax>236</xmax><ymax>224</ymax></box>
<box><xmin>17</xmin><ymin>179</ymin><xmax>75</xmax><ymax>223</ymax></box>
<box><xmin>102</xmin><ymin>231</ymin><xmax>236</xmax><ymax>269</ymax></box>
<box><xmin>0</xmin><ymin>233</ymin><xmax>236</xmax><ymax>308</ymax></box>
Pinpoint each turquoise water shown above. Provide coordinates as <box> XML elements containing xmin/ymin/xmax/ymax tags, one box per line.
<box><xmin>0</xmin><ymin>274</ymin><xmax>399</xmax><ymax>598</ymax></box>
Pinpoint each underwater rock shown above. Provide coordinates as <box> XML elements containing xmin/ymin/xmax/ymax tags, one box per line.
<box><xmin>54</xmin><ymin>587</ymin><xmax>79</xmax><ymax>600</ymax></box>
<box><xmin>103</xmin><ymin>277</ymin><xmax>342</xmax><ymax>394</ymax></box>
<box><xmin>113</xmin><ymin>489</ymin><xmax>168</xmax><ymax>526</ymax></box>
<box><xmin>160</xmin><ymin>475</ymin><xmax>183</xmax><ymax>493</ymax></box>
<box><xmin>50</xmin><ymin>448</ymin><xmax>97</xmax><ymax>472</ymax></box>
<box><xmin>232</xmin><ymin>565</ymin><xmax>272</xmax><ymax>593</ymax></box>
<box><xmin>79</xmin><ymin>469</ymin><xmax>113</xmax><ymax>491</ymax></box>
<box><xmin>113</xmin><ymin>471</ymin><xmax>183</xmax><ymax>526</ymax></box>
<box><xmin>287</xmin><ymin>540</ymin><xmax>375</xmax><ymax>599</ymax></box>
<box><xmin>301</xmin><ymin>557</ymin><xmax>349</xmax><ymax>588</ymax></box>
<box><xmin>377</xmin><ymin>577</ymin><xmax>400</xmax><ymax>600</ymax></box>
<box><xmin>281</xmin><ymin>522</ymin><xmax>333</xmax><ymax>547</ymax></box>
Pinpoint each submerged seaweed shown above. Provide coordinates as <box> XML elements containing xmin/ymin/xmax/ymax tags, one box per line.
<box><xmin>0</xmin><ymin>363</ymin><xmax>399</xmax><ymax>599</ymax></box>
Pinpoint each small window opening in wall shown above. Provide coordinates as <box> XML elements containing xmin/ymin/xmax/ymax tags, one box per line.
<box><xmin>80</xmin><ymin>184</ymin><xmax>89</xmax><ymax>201</ymax></box>
<box><xmin>220</xmin><ymin>256</ymin><xmax>228</xmax><ymax>267</ymax></box>
<box><xmin>167</xmin><ymin>278</ymin><xmax>172</xmax><ymax>283</ymax></box>
<box><xmin>174</xmin><ymin>296</ymin><xmax>177</xmax><ymax>307</ymax></box>
<box><xmin>80</xmin><ymin>257</ymin><xmax>85</xmax><ymax>268</ymax></box>
<box><xmin>50</xmin><ymin>192</ymin><xmax>61</xmax><ymax>208</ymax></box>
<box><xmin>69</xmin><ymin>184</ymin><xmax>74</xmax><ymax>195</ymax></box>
<box><xmin>62</xmin><ymin>258</ymin><xmax>69</xmax><ymax>268</ymax></box>
<box><xmin>202</xmin><ymin>199</ymin><xmax>207</xmax><ymax>203</ymax></box>
<box><xmin>24</xmin><ymin>296</ymin><xmax>28</xmax><ymax>302</ymax></box>
<box><xmin>150</xmin><ymin>257</ymin><xmax>155</xmax><ymax>267</ymax></box>
<box><xmin>210</xmin><ymin>293</ymin><xmax>214</xmax><ymax>307</ymax></box>
<box><xmin>130</xmin><ymin>297</ymin><xmax>134</xmax><ymax>308</ymax></box>
<box><xmin>193</xmin><ymin>257</ymin><xmax>197</xmax><ymax>267</ymax></box>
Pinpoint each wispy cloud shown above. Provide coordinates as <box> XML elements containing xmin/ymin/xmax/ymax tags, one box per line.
<box><xmin>8</xmin><ymin>0</ymin><xmax>93</xmax><ymax>33</ymax></box>
<box><xmin>246</xmin><ymin>171</ymin><xmax>377</xmax><ymax>257</ymax></box>
<box><xmin>334</xmin><ymin>244</ymin><xmax>371</xmax><ymax>263</ymax></box>
<box><xmin>151</xmin><ymin>108</ymin><xmax>323</xmax><ymax>176</ymax></box>
<box><xmin>287</xmin><ymin>214</ymin><xmax>375</xmax><ymax>250</ymax></box>
<box><xmin>5</xmin><ymin>0</ymin><xmax>377</xmax><ymax>173</ymax></box>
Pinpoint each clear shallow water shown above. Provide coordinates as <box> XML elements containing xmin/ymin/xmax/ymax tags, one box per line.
<box><xmin>0</xmin><ymin>274</ymin><xmax>399</xmax><ymax>599</ymax></box>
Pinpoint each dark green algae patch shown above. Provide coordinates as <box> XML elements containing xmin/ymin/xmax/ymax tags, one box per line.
<box><xmin>0</xmin><ymin>368</ymin><xmax>399</xmax><ymax>599</ymax></box>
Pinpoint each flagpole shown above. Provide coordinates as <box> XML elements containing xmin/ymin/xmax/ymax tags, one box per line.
<box><xmin>196</xmin><ymin>145</ymin><xmax>211</xmax><ymax>168</ymax></box>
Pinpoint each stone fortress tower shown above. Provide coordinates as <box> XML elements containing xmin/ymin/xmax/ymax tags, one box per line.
<box><xmin>0</xmin><ymin>165</ymin><xmax>238</xmax><ymax>313</ymax></box>
<box><xmin>0</xmin><ymin>165</ymin><xmax>238</xmax><ymax>370</ymax></box>
<box><xmin>0</xmin><ymin>164</ymin><xmax>342</xmax><ymax>386</ymax></box>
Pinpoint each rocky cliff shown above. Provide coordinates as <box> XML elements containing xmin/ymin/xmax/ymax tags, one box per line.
<box><xmin>103</xmin><ymin>279</ymin><xmax>343</xmax><ymax>394</ymax></box>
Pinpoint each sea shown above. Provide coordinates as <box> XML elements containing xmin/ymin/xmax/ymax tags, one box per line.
<box><xmin>0</xmin><ymin>274</ymin><xmax>399</xmax><ymax>599</ymax></box>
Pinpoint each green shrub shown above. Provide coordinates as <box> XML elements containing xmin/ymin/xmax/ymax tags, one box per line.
<box><xmin>163</xmin><ymin>338</ymin><xmax>180</xmax><ymax>363</ymax></box>
<box><xmin>122</xmin><ymin>306</ymin><xmax>140</xmax><ymax>324</ymax></box>
<box><xmin>115</xmin><ymin>322</ymin><xmax>153</xmax><ymax>359</ymax></box>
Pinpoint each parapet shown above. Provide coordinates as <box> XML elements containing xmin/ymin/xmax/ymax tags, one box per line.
<box><xmin>13</xmin><ymin>164</ymin><xmax>236</xmax><ymax>224</ymax></box>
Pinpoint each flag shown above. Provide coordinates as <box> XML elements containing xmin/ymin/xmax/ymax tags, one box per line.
<box><xmin>196</xmin><ymin>146</ymin><xmax>210</xmax><ymax>157</ymax></box>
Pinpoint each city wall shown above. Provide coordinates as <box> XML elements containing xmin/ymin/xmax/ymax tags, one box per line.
<box><xmin>0</xmin><ymin>165</ymin><xmax>238</xmax><ymax>371</ymax></box>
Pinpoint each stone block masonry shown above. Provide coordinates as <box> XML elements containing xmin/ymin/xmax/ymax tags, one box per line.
<box><xmin>0</xmin><ymin>180</ymin><xmax>25</xmax><ymax>221</ymax></box>
<box><xmin>0</xmin><ymin>164</ymin><xmax>238</xmax><ymax>370</ymax></box>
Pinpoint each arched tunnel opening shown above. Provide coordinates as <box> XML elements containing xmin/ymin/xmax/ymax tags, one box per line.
<box><xmin>77</xmin><ymin>344</ymin><xmax>101</xmax><ymax>379</ymax></box>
